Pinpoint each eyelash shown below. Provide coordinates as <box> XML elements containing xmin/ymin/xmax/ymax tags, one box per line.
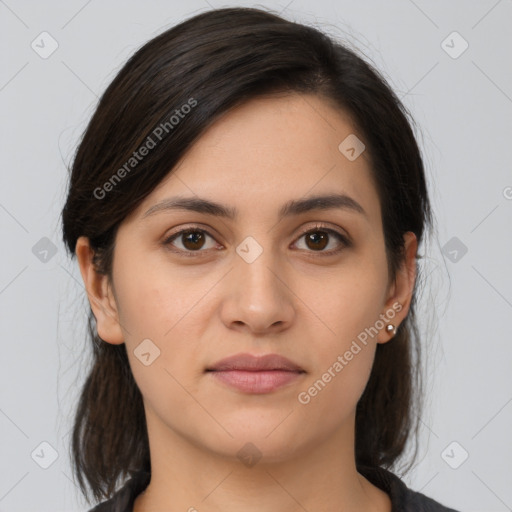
<box><xmin>162</xmin><ymin>223</ymin><xmax>350</xmax><ymax>257</ymax></box>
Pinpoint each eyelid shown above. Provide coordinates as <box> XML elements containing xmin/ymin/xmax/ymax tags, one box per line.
<box><xmin>162</xmin><ymin>222</ymin><xmax>350</xmax><ymax>256</ymax></box>
<box><xmin>295</xmin><ymin>222</ymin><xmax>350</xmax><ymax>244</ymax></box>
<box><xmin>162</xmin><ymin>223</ymin><xmax>221</xmax><ymax>255</ymax></box>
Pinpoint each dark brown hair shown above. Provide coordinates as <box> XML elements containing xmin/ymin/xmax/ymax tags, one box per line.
<box><xmin>61</xmin><ymin>6</ymin><xmax>433</xmax><ymax>505</ymax></box>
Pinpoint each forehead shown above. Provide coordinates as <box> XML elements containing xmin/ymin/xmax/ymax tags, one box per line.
<box><xmin>134</xmin><ymin>93</ymin><xmax>381</xmax><ymax>225</ymax></box>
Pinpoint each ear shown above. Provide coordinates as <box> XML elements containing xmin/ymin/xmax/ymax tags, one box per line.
<box><xmin>377</xmin><ymin>231</ymin><xmax>418</xmax><ymax>344</ymax></box>
<box><xmin>75</xmin><ymin>236</ymin><xmax>124</xmax><ymax>345</ymax></box>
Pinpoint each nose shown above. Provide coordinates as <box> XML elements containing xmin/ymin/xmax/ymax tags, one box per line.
<box><xmin>219</xmin><ymin>243</ymin><xmax>295</xmax><ymax>335</ymax></box>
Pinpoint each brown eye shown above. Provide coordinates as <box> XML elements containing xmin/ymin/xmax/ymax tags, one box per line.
<box><xmin>293</xmin><ymin>226</ymin><xmax>349</xmax><ymax>255</ymax></box>
<box><xmin>304</xmin><ymin>231</ymin><xmax>329</xmax><ymax>251</ymax></box>
<box><xmin>181</xmin><ymin>230</ymin><xmax>207</xmax><ymax>250</ymax></box>
<box><xmin>164</xmin><ymin>228</ymin><xmax>218</xmax><ymax>253</ymax></box>
<box><xmin>163</xmin><ymin>224</ymin><xmax>349</xmax><ymax>257</ymax></box>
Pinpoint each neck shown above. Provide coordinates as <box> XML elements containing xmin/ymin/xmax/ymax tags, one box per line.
<box><xmin>133</xmin><ymin>409</ymin><xmax>391</xmax><ymax>512</ymax></box>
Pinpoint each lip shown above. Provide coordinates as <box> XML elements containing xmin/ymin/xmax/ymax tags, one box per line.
<box><xmin>207</xmin><ymin>352</ymin><xmax>304</xmax><ymax>372</ymax></box>
<box><xmin>206</xmin><ymin>353</ymin><xmax>306</xmax><ymax>394</ymax></box>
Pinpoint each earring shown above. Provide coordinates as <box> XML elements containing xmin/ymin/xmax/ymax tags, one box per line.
<box><xmin>385</xmin><ymin>324</ymin><xmax>397</xmax><ymax>336</ymax></box>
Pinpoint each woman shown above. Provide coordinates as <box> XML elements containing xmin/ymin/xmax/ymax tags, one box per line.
<box><xmin>62</xmin><ymin>6</ymin><xmax>460</xmax><ymax>511</ymax></box>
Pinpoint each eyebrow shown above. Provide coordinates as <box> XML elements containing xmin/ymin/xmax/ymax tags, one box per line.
<box><xmin>142</xmin><ymin>193</ymin><xmax>367</xmax><ymax>221</ymax></box>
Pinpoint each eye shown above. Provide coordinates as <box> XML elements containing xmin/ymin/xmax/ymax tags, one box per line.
<box><xmin>292</xmin><ymin>224</ymin><xmax>350</xmax><ymax>255</ymax></box>
<box><xmin>163</xmin><ymin>227</ymin><xmax>219</xmax><ymax>255</ymax></box>
<box><xmin>163</xmin><ymin>223</ymin><xmax>350</xmax><ymax>256</ymax></box>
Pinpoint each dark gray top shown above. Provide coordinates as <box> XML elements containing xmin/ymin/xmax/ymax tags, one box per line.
<box><xmin>89</xmin><ymin>465</ymin><xmax>460</xmax><ymax>511</ymax></box>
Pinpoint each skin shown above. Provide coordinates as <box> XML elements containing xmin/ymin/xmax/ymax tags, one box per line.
<box><xmin>76</xmin><ymin>92</ymin><xmax>417</xmax><ymax>512</ymax></box>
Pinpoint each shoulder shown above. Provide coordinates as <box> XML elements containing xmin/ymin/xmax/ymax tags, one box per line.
<box><xmin>87</xmin><ymin>472</ymin><xmax>150</xmax><ymax>512</ymax></box>
<box><xmin>358</xmin><ymin>464</ymin><xmax>461</xmax><ymax>512</ymax></box>
<box><xmin>87</xmin><ymin>466</ymin><xmax>460</xmax><ymax>512</ymax></box>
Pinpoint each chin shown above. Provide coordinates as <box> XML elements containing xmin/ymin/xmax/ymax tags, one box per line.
<box><xmin>204</xmin><ymin>423</ymin><xmax>308</xmax><ymax>465</ymax></box>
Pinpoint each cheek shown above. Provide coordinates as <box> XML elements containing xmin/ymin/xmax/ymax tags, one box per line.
<box><xmin>111</xmin><ymin>257</ymin><xmax>211</xmax><ymax>399</ymax></box>
<box><xmin>113</xmin><ymin>253</ymin><xmax>208</xmax><ymax>341</ymax></box>
<box><xmin>296</xmin><ymin>331</ymin><xmax>377</xmax><ymax>431</ymax></box>
<box><xmin>298</xmin><ymin>258</ymin><xmax>386</xmax><ymax>409</ymax></box>
<box><xmin>308</xmin><ymin>258</ymin><xmax>388</xmax><ymax>344</ymax></box>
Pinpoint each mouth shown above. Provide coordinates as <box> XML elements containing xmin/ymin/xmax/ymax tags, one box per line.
<box><xmin>205</xmin><ymin>353</ymin><xmax>306</xmax><ymax>394</ymax></box>
<box><xmin>206</xmin><ymin>369</ymin><xmax>305</xmax><ymax>394</ymax></box>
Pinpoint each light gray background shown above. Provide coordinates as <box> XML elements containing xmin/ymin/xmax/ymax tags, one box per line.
<box><xmin>1</xmin><ymin>1</ymin><xmax>511</xmax><ymax>511</ymax></box>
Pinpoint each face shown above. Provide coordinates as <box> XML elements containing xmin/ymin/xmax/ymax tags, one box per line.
<box><xmin>78</xmin><ymin>92</ymin><xmax>417</xmax><ymax>465</ymax></box>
